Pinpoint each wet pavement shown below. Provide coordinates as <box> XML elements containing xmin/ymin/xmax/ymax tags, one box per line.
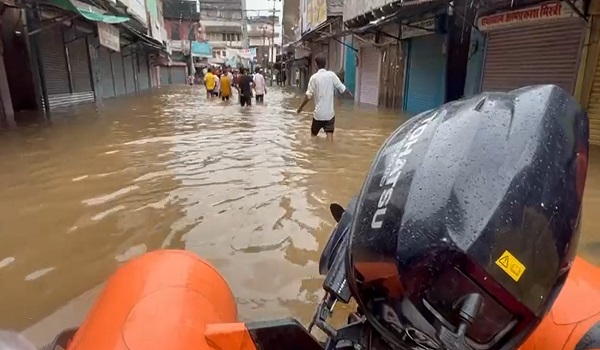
<box><xmin>0</xmin><ymin>85</ymin><xmax>596</xmax><ymax>345</ymax></box>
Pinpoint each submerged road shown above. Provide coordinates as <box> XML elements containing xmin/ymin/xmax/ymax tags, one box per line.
<box><xmin>0</xmin><ymin>85</ymin><xmax>594</xmax><ymax>345</ymax></box>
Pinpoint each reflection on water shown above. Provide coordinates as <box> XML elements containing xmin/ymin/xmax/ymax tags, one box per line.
<box><xmin>0</xmin><ymin>86</ymin><xmax>597</xmax><ymax>345</ymax></box>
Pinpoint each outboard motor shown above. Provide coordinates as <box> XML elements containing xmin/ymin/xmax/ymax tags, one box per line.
<box><xmin>310</xmin><ymin>85</ymin><xmax>589</xmax><ymax>350</ymax></box>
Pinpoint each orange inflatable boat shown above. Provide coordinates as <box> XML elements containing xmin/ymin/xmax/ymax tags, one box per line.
<box><xmin>47</xmin><ymin>250</ymin><xmax>600</xmax><ymax>350</ymax></box>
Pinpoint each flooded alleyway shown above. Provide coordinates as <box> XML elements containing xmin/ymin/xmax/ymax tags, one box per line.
<box><xmin>0</xmin><ymin>86</ymin><xmax>597</xmax><ymax>345</ymax></box>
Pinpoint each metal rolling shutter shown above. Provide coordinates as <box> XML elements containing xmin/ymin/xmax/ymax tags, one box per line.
<box><xmin>359</xmin><ymin>47</ymin><xmax>380</xmax><ymax>105</ymax></box>
<box><xmin>111</xmin><ymin>51</ymin><xmax>126</xmax><ymax>96</ymax></box>
<box><xmin>587</xmin><ymin>57</ymin><xmax>600</xmax><ymax>145</ymax></box>
<box><xmin>66</xmin><ymin>36</ymin><xmax>94</xmax><ymax>103</ymax></box>
<box><xmin>482</xmin><ymin>18</ymin><xmax>584</xmax><ymax>93</ymax></box>
<box><xmin>123</xmin><ymin>51</ymin><xmax>136</xmax><ymax>94</ymax></box>
<box><xmin>98</xmin><ymin>47</ymin><xmax>115</xmax><ymax>98</ymax></box>
<box><xmin>161</xmin><ymin>66</ymin><xmax>170</xmax><ymax>85</ymax></box>
<box><xmin>170</xmin><ymin>66</ymin><xmax>187</xmax><ymax>84</ymax></box>
<box><xmin>39</xmin><ymin>27</ymin><xmax>70</xmax><ymax>105</ymax></box>
<box><xmin>405</xmin><ymin>34</ymin><xmax>446</xmax><ymax>114</ymax></box>
<box><xmin>138</xmin><ymin>52</ymin><xmax>150</xmax><ymax>90</ymax></box>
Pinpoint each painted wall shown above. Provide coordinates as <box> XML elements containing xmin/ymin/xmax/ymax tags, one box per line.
<box><xmin>344</xmin><ymin>36</ymin><xmax>356</xmax><ymax>93</ymax></box>
<box><xmin>164</xmin><ymin>19</ymin><xmax>202</xmax><ymax>41</ymax></box>
<box><xmin>464</xmin><ymin>28</ymin><xmax>486</xmax><ymax>98</ymax></box>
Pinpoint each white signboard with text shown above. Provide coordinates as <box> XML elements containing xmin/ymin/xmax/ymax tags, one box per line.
<box><xmin>401</xmin><ymin>17</ymin><xmax>436</xmax><ymax>39</ymax></box>
<box><xmin>98</xmin><ymin>22</ymin><xmax>120</xmax><ymax>52</ymax></box>
<box><xmin>119</xmin><ymin>0</ymin><xmax>147</xmax><ymax>26</ymax></box>
<box><xmin>477</xmin><ymin>1</ymin><xmax>578</xmax><ymax>31</ymax></box>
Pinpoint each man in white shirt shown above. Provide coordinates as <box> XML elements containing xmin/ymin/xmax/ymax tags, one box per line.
<box><xmin>297</xmin><ymin>53</ymin><xmax>353</xmax><ymax>140</ymax></box>
<box><xmin>253</xmin><ymin>67</ymin><xmax>267</xmax><ymax>103</ymax></box>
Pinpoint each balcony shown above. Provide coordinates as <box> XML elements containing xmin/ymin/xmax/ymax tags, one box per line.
<box><xmin>201</xmin><ymin>20</ymin><xmax>243</xmax><ymax>32</ymax></box>
<box><xmin>205</xmin><ymin>40</ymin><xmax>243</xmax><ymax>48</ymax></box>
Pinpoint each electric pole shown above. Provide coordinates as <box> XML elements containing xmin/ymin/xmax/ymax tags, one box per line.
<box><xmin>270</xmin><ymin>0</ymin><xmax>276</xmax><ymax>86</ymax></box>
<box><xmin>262</xmin><ymin>26</ymin><xmax>267</xmax><ymax>69</ymax></box>
<box><xmin>241</xmin><ymin>0</ymin><xmax>249</xmax><ymax>50</ymax></box>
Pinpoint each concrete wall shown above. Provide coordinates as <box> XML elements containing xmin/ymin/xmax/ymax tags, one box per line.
<box><xmin>282</xmin><ymin>0</ymin><xmax>300</xmax><ymax>44</ymax></box>
<box><xmin>343</xmin><ymin>0</ymin><xmax>391</xmax><ymax>22</ymax></box>
<box><xmin>164</xmin><ymin>19</ymin><xmax>202</xmax><ymax>41</ymax></box>
<box><xmin>328</xmin><ymin>0</ymin><xmax>344</xmax><ymax>16</ymax></box>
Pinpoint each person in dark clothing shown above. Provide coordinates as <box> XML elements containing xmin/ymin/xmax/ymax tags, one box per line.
<box><xmin>237</xmin><ymin>67</ymin><xmax>254</xmax><ymax>107</ymax></box>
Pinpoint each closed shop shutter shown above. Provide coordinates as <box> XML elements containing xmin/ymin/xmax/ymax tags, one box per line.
<box><xmin>161</xmin><ymin>66</ymin><xmax>170</xmax><ymax>85</ymax></box>
<box><xmin>586</xmin><ymin>57</ymin><xmax>600</xmax><ymax>145</ymax></box>
<box><xmin>138</xmin><ymin>52</ymin><xmax>150</xmax><ymax>90</ymax></box>
<box><xmin>482</xmin><ymin>18</ymin><xmax>584</xmax><ymax>93</ymax></box>
<box><xmin>359</xmin><ymin>47</ymin><xmax>380</xmax><ymax>105</ymax></box>
<box><xmin>66</xmin><ymin>37</ymin><xmax>92</xmax><ymax>93</ymax></box>
<box><xmin>39</xmin><ymin>26</ymin><xmax>70</xmax><ymax>108</ymax></box>
<box><xmin>123</xmin><ymin>51</ymin><xmax>136</xmax><ymax>94</ymax></box>
<box><xmin>111</xmin><ymin>51</ymin><xmax>126</xmax><ymax>96</ymax></box>
<box><xmin>98</xmin><ymin>47</ymin><xmax>115</xmax><ymax>98</ymax></box>
<box><xmin>170</xmin><ymin>66</ymin><xmax>187</xmax><ymax>84</ymax></box>
<box><xmin>65</xmin><ymin>36</ymin><xmax>94</xmax><ymax>104</ymax></box>
<box><xmin>404</xmin><ymin>34</ymin><xmax>446</xmax><ymax>114</ymax></box>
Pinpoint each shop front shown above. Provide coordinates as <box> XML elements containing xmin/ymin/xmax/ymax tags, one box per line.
<box><xmin>160</xmin><ymin>65</ymin><xmax>188</xmax><ymax>85</ymax></box>
<box><xmin>357</xmin><ymin>44</ymin><xmax>381</xmax><ymax>106</ymax></box>
<box><xmin>137</xmin><ymin>51</ymin><xmax>151</xmax><ymax>90</ymax></box>
<box><xmin>378</xmin><ymin>23</ymin><xmax>403</xmax><ymax>109</ymax></box>
<box><xmin>403</xmin><ymin>16</ymin><xmax>447</xmax><ymax>114</ymax></box>
<box><xmin>575</xmin><ymin>0</ymin><xmax>600</xmax><ymax>145</ymax></box>
<box><xmin>38</xmin><ymin>22</ymin><xmax>95</xmax><ymax>110</ymax></box>
<box><xmin>477</xmin><ymin>1</ymin><xmax>585</xmax><ymax>93</ymax></box>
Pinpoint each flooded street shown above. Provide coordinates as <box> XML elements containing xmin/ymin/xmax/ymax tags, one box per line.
<box><xmin>0</xmin><ymin>86</ymin><xmax>598</xmax><ymax>345</ymax></box>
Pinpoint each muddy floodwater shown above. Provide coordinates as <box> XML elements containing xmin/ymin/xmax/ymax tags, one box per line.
<box><xmin>0</xmin><ymin>86</ymin><xmax>597</xmax><ymax>345</ymax></box>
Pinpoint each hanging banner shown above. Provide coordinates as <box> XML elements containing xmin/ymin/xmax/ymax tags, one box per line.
<box><xmin>97</xmin><ymin>22</ymin><xmax>120</xmax><ymax>52</ymax></box>
<box><xmin>191</xmin><ymin>41</ymin><xmax>213</xmax><ymax>58</ymax></box>
<box><xmin>312</xmin><ymin>0</ymin><xmax>327</xmax><ymax>28</ymax></box>
<box><xmin>477</xmin><ymin>1</ymin><xmax>578</xmax><ymax>31</ymax></box>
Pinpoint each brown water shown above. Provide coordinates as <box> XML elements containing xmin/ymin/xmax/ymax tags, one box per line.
<box><xmin>0</xmin><ymin>86</ymin><xmax>597</xmax><ymax>345</ymax></box>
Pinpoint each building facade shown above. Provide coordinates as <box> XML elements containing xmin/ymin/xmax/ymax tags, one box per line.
<box><xmin>247</xmin><ymin>16</ymin><xmax>281</xmax><ymax>68</ymax></box>
<box><xmin>199</xmin><ymin>0</ymin><xmax>245</xmax><ymax>65</ymax></box>
<box><xmin>287</xmin><ymin>0</ymin><xmax>345</xmax><ymax>91</ymax></box>
<box><xmin>0</xmin><ymin>0</ymin><xmax>169</xmax><ymax>122</ymax></box>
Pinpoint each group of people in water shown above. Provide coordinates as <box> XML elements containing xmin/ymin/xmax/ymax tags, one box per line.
<box><xmin>198</xmin><ymin>67</ymin><xmax>268</xmax><ymax>107</ymax></box>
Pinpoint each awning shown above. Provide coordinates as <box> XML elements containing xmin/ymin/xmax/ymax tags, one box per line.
<box><xmin>301</xmin><ymin>17</ymin><xmax>340</xmax><ymax>41</ymax></box>
<box><xmin>345</xmin><ymin>0</ymin><xmax>449</xmax><ymax>29</ymax></box>
<box><xmin>117</xmin><ymin>22</ymin><xmax>166</xmax><ymax>51</ymax></box>
<box><xmin>48</xmin><ymin>0</ymin><xmax>129</xmax><ymax>23</ymax></box>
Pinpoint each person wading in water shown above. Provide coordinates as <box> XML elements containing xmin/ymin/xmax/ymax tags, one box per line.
<box><xmin>297</xmin><ymin>53</ymin><xmax>353</xmax><ymax>141</ymax></box>
<box><xmin>237</xmin><ymin>67</ymin><xmax>254</xmax><ymax>107</ymax></box>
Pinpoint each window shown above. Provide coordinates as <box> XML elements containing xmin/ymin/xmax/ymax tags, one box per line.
<box><xmin>236</xmin><ymin>34</ymin><xmax>240</xmax><ymax>41</ymax></box>
<box><xmin>171</xmin><ymin>23</ymin><xmax>180</xmax><ymax>40</ymax></box>
<box><xmin>222</xmin><ymin>33</ymin><xmax>227</xmax><ymax>41</ymax></box>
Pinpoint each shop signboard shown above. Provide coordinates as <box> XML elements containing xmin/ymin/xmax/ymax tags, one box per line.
<box><xmin>192</xmin><ymin>41</ymin><xmax>213</xmax><ymax>58</ymax></box>
<box><xmin>118</xmin><ymin>0</ymin><xmax>147</xmax><ymax>26</ymax></box>
<box><xmin>477</xmin><ymin>1</ymin><xmax>578</xmax><ymax>31</ymax></box>
<box><xmin>98</xmin><ymin>22</ymin><xmax>120</xmax><ymax>52</ymax></box>
<box><xmin>312</xmin><ymin>0</ymin><xmax>327</xmax><ymax>28</ymax></box>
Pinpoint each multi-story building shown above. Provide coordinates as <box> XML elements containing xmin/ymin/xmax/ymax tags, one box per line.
<box><xmin>162</xmin><ymin>0</ymin><xmax>202</xmax><ymax>82</ymax></box>
<box><xmin>247</xmin><ymin>16</ymin><xmax>280</xmax><ymax>68</ymax></box>
<box><xmin>199</xmin><ymin>0</ymin><xmax>245</xmax><ymax>62</ymax></box>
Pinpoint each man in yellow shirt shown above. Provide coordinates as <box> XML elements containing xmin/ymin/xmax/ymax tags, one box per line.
<box><xmin>220</xmin><ymin>68</ymin><xmax>232</xmax><ymax>101</ymax></box>
<box><xmin>204</xmin><ymin>68</ymin><xmax>216</xmax><ymax>98</ymax></box>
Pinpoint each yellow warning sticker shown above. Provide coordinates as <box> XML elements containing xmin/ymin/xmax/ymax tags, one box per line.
<box><xmin>495</xmin><ymin>250</ymin><xmax>526</xmax><ymax>282</ymax></box>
